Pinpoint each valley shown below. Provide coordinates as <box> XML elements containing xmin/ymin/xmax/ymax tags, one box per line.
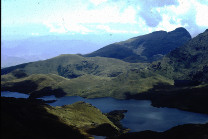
<box><xmin>1</xmin><ymin>27</ymin><xmax>208</xmax><ymax>139</ymax></box>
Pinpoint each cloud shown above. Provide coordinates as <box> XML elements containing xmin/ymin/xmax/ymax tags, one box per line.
<box><xmin>96</xmin><ymin>25</ymin><xmax>139</xmax><ymax>34</ymax></box>
<box><xmin>155</xmin><ymin>14</ymin><xmax>183</xmax><ymax>32</ymax></box>
<box><xmin>151</xmin><ymin>0</ymin><xmax>208</xmax><ymax>36</ymax></box>
<box><xmin>42</xmin><ymin>2</ymin><xmax>138</xmax><ymax>34</ymax></box>
<box><xmin>31</xmin><ymin>33</ymin><xmax>39</xmax><ymax>36</ymax></box>
<box><xmin>38</xmin><ymin>0</ymin><xmax>208</xmax><ymax>36</ymax></box>
<box><xmin>44</xmin><ymin>21</ymin><xmax>93</xmax><ymax>34</ymax></box>
<box><xmin>139</xmin><ymin>9</ymin><xmax>162</xmax><ymax>27</ymax></box>
<box><xmin>44</xmin><ymin>22</ymin><xmax>68</xmax><ymax>34</ymax></box>
<box><xmin>60</xmin><ymin>5</ymin><xmax>137</xmax><ymax>24</ymax></box>
<box><xmin>2</xmin><ymin>0</ymin><xmax>208</xmax><ymax>37</ymax></box>
<box><xmin>89</xmin><ymin>0</ymin><xmax>108</xmax><ymax>6</ymax></box>
<box><xmin>195</xmin><ymin>2</ymin><xmax>208</xmax><ymax>27</ymax></box>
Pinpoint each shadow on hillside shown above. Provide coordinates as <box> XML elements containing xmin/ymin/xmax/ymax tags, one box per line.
<box><xmin>124</xmin><ymin>82</ymin><xmax>208</xmax><ymax>114</ymax></box>
<box><xmin>29</xmin><ymin>87</ymin><xmax>67</xmax><ymax>98</ymax></box>
<box><xmin>109</xmin><ymin>123</ymin><xmax>208</xmax><ymax>139</ymax></box>
<box><xmin>1</xmin><ymin>97</ymin><xmax>86</xmax><ymax>139</ymax></box>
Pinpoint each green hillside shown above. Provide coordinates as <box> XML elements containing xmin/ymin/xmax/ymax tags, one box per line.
<box><xmin>1</xmin><ymin>69</ymin><xmax>173</xmax><ymax>99</ymax></box>
<box><xmin>2</xmin><ymin>54</ymin><xmax>171</xmax><ymax>99</ymax></box>
<box><xmin>152</xmin><ymin>29</ymin><xmax>208</xmax><ymax>83</ymax></box>
<box><xmin>86</xmin><ymin>27</ymin><xmax>191</xmax><ymax>63</ymax></box>
<box><xmin>1</xmin><ymin>54</ymin><xmax>145</xmax><ymax>78</ymax></box>
<box><xmin>1</xmin><ymin>97</ymin><xmax>120</xmax><ymax>138</ymax></box>
<box><xmin>1</xmin><ymin>29</ymin><xmax>207</xmax><ymax>100</ymax></box>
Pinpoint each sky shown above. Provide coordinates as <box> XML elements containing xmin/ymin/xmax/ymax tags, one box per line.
<box><xmin>2</xmin><ymin>0</ymin><xmax>208</xmax><ymax>40</ymax></box>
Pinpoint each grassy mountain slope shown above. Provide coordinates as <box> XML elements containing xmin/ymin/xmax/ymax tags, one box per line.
<box><xmin>1</xmin><ymin>73</ymin><xmax>69</xmax><ymax>98</ymax></box>
<box><xmin>2</xmin><ymin>97</ymin><xmax>208</xmax><ymax>139</ymax></box>
<box><xmin>2</xmin><ymin>54</ymin><xmax>173</xmax><ymax>99</ymax></box>
<box><xmin>152</xmin><ymin>29</ymin><xmax>208</xmax><ymax>82</ymax></box>
<box><xmin>1</xmin><ymin>69</ymin><xmax>173</xmax><ymax>99</ymax></box>
<box><xmin>1</xmin><ymin>97</ymin><xmax>120</xmax><ymax>138</ymax></box>
<box><xmin>86</xmin><ymin>27</ymin><xmax>191</xmax><ymax>62</ymax></box>
<box><xmin>1</xmin><ymin>54</ymin><xmax>145</xmax><ymax>78</ymax></box>
<box><xmin>123</xmin><ymin>29</ymin><xmax>208</xmax><ymax>114</ymax></box>
<box><xmin>1</xmin><ymin>29</ymin><xmax>207</xmax><ymax>101</ymax></box>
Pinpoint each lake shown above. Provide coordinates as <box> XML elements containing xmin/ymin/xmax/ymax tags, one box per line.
<box><xmin>2</xmin><ymin>91</ymin><xmax>208</xmax><ymax>132</ymax></box>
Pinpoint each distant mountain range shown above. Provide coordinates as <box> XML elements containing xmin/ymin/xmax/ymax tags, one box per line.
<box><xmin>2</xmin><ymin>33</ymin><xmax>137</xmax><ymax>68</ymax></box>
<box><xmin>1</xmin><ymin>37</ymin><xmax>102</xmax><ymax>67</ymax></box>
<box><xmin>1</xmin><ymin>55</ymin><xmax>31</xmax><ymax>68</ymax></box>
<box><xmin>1</xmin><ymin>27</ymin><xmax>208</xmax><ymax>107</ymax></box>
<box><xmin>86</xmin><ymin>27</ymin><xmax>191</xmax><ymax>62</ymax></box>
<box><xmin>2</xmin><ymin>27</ymin><xmax>208</xmax><ymax>139</ymax></box>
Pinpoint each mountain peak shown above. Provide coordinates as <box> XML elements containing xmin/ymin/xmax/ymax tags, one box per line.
<box><xmin>86</xmin><ymin>28</ymin><xmax>192</xmax><ymax>63</ymax></box>
<box><xmin>169</xmin><ymin>27</ymin><xmax>192</xmax><ymax>38</ymax></box>
<box><xmin>173</xmin><ymin>27</ymin><xmax>188</xmax><ymax>32</ymax></box>
<box><xmin>160</xmin><ymin>27</ymin><xmax>208</xmax><ymax>82</ymax></box>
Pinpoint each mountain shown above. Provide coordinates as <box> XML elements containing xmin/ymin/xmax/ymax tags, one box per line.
<box><xmin>1</xmin><ymin>28</ymin><xmax>207</xmax><ymax>101</ymax></box>
<box><xmin>1</xmin><ymin>54</ymin><xmax>173</xmax><ymax>99</ymax></box>
<box><xmin>125</xmin><ymin>29</ymin><xmax>208</xmax><ymax>114</ymax></box>
<box><xmin>86</xmin><ymin>27</ymin><xmax>191</xmax><ymax>63</ymax></box>
<box><xmin>1</xmin><ymin>97</ymin><xmax>120</xmax><ymax>138</ymax></box>
<box><xmin>152</xmin><ymin>29</ymin><xmax>208</xmax><ymax>83</ymax></box>
<box><xmin>1</xmin><ymin>54</ymin><xmax>144</xmax><ymax>78</ymax></box>
<box><xmin>2</xmin><ymin>97</ymin><xmax>208</xmax><ymax>139</ymax></box>
<box><xmin>2</xmin><ymin>33</ymin><xmax>140</xmax><ymax>67</ymax></box>
<box><xmin>1</xmin><ymin>54</ymin><xmax>31</xmax><ymax>68</ymax></box>
<box><xmin>1</xmin><ymin>36</ymin><xmax>102</xmax><ymax>67</ymax></box>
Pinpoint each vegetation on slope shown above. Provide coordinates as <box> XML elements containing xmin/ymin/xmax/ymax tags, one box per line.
<box><xmin>125</xmin><ymin>83</ymin><xmax>208</xmax><ymax>114</ymax></box>
<box><xmin>1</xmin><ymin>54</ymin><xmax>144</xmax><ymax>78</ymax></box>
<box><xmin>1</xmin><ymin>97</ymin><xmax>87</xmax><ymax>139</ymax></box>
<box><xmin>1</xmin><ymin>73</ymin><xmax>68</xmax><ymax>98</ymax></box>
<box><xmin>86</xmin><ymin>27</ymin><xmax>191</xmax><ymax>63</ymax></box>
<box><xmin>1</xmin><ymin>29</ymin><xmax>208</xmax><ymax>114</ymax></box>
<box><xmin>1</xmin><ymin>54</ymin><xmax>173</xmax><ymax>99</ymax></box>
<box><xmin>1</xmin><ymin>97</ymin><xmax>120</xmax><ymax>139</ymax></box>
<box><xmin>1</xmin><ymin>69</ymin><xmax>173</xmax><ymax>99</ymax></box>
<box><xmin>152</xmin><ymin>29</ymin><xmax>208</xmax><ymax>82</ymax></box>
<box><xmin>2</xmin><ymin>97</ymin><xmax>208</xmax><ymax>139</ymax></box>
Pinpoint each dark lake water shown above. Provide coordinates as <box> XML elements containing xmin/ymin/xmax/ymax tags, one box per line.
<box><xmin>2</xmin><ymin>91</ymin><xmax>208</xmax><ymax>132</ymax></box>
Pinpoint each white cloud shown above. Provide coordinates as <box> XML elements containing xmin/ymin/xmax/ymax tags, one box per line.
<box><xmin>89</xmin><ymin>0</ymin><xmax>108</xmax><ymax>6</ymax></box>
<box><xmin>44</xmin><ymin>22</ymin><xmax>68</xmax><ymax>34</ymax></box>
<box><xmin>173</xmin><ymin>0</ymin><xmax>191</xmax><ymax>14</ymax></box>
<box><xmin>64</xmin><ymin>23</ymin><xmax>93</xmax><ymax>34</ymax></box>
<box><xmin>44</xmin><ymin>21</ymin><xmax>93</xmax><ymax>34</ymax></box>
<box><xmin>60</xmin><ymin>5</ymin><xmax>137</xmax><ymax>24</ymax></box>
<box><xmin>42</xmin><ymin>3</ymin><xmax>138</xmax><ymax>34</ymax></box>
<box><xmin>3</xmin><ymin>0</ymin><xmax>208</xmax><ymax>36</ymax></box>
<box><xmin>96</xmin><ymin>25</ymin><xmax>139</xmax><ymax>34</ymax></box>
<box><xmin>195</xmin><ymin>1</ymin><xmax>208</xmax><ymax>27</ymax></box>
<box><xmin>31</xmin><ymin>33</ymin><xmax>39</xmax><ymax>36</ymax></box>
<box><xmin>155</xmin><ymin>14</ymin><xmax>183</xmax><ymax>31</ymax></box>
